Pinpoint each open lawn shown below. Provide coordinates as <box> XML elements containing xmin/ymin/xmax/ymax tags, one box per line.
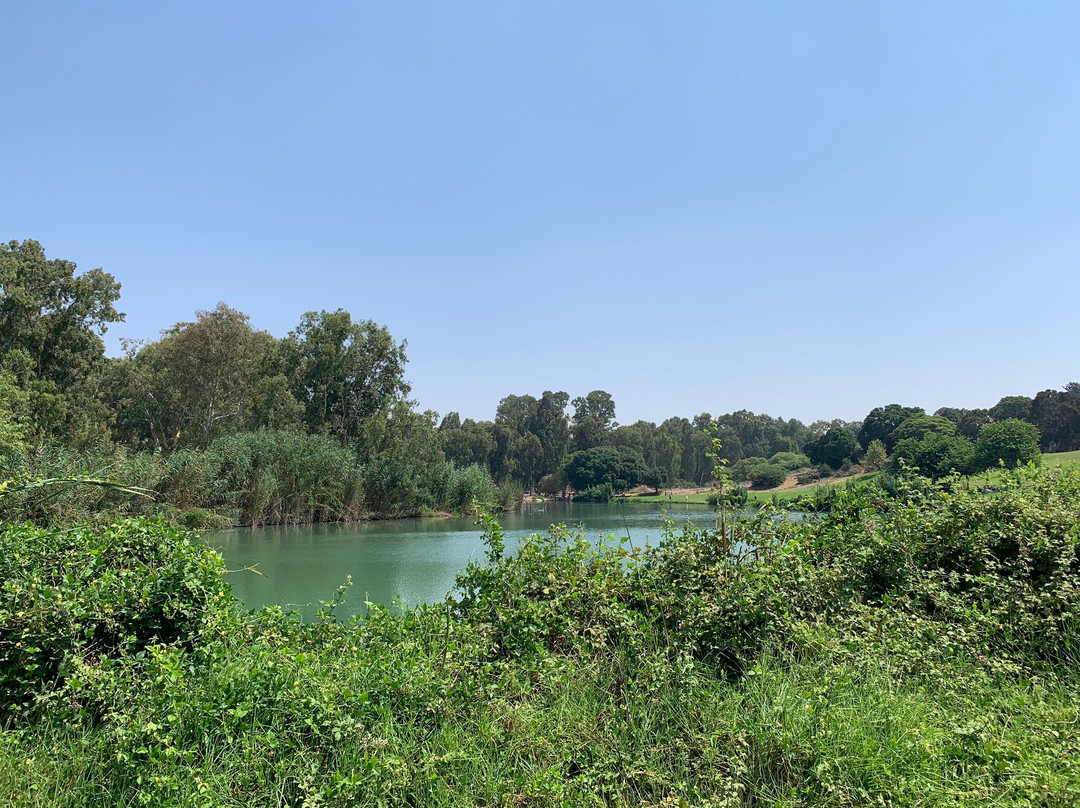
<box><xmin>1046</xmin><ymin>449</ymin><xmax>1080</xmax><ymax>468</ymax></box>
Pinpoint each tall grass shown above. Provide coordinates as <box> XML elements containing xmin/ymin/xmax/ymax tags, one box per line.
<box><xmin>0</xmin><ymin>432</ymin><xmax>505</xmax><ymax>526</ymax></box>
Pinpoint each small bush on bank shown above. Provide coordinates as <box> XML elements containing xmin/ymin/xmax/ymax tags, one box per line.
<box><xmin>572</xmin><ymin>482</ymin><xmax>614</xmax><ymax>502</ymax></box>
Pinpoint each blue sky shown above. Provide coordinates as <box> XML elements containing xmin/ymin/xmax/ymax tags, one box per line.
<box><xmin>3</xmin><ymin>2</ymin><xmax>1078</xmax><ymax>425</ymax></box>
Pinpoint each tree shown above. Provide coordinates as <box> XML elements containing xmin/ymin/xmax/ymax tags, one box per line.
<box><xmin>989</xmin><ymin>395</ymin><xmax>1033</xmax><ymax>424</ymax></box>
<box><xmin>440</xmin><ymin>418</ymin><xmax>496</xmax><ymax>470</ymax></box>
<box><xmin>1030</xmin><ymin>386</ymin><xmax>1080</xmax><ymax>452</ymax></box>
<box><xmin>564</xmin><ymin>446</ymin><xmax>645</xmax><ymax>493</ymax></box>
<box><xmin>933</xmin><ymin>407</ymin><xmax>967</xmax><ymax>425</ymax></box>
<box><xmin>533</xmin><ymin>391</ymin><xmax>571</xmax><ymax>478</ymax></box>
<box><xmin>111</xmin><ymin>303</ymin><xmax>277</xmax><ymax>449</ymax></box>
<box><xmin>975</xmin><ymin>419</ymin><xmax>1041</xmax><ymax>470</ymax></box>
<box><xmin>857</xmin><ymin>404</ymin><xmax>925</xmax><ymax>452</ymax></box>
<box><xmin>863</xmin><ymin>439</ymin><xmax>889</xmax><ymax>471</ymax></box>
<box><xmin>571</xmin><ymin>390</ymin><xmax>617</xmax><ymax>451</ymax></box>
<box><xmin>286</xmin><ymin>310</ymin><xmax>410</xmax><ymax>445</ymax></box>
<box><xmin>956</xmin><ymin>408</ymin><xmax>991</xmax><ymax>440</ymax></box>
<box><xmin>0</xmin><ymin>239</ymin><xmax>123</xmax><ymax>442</ymax></box>
<box><xmin>889</xmin><ymin>415</ymin><xmax>956</xmax><ymax>444</ymax></box>
<box><xmin>804</xmin><ymin>428</ymin><xmax>858</xmax><ymax>470</ymax></box>
<box><xmin>892</xmin><ymin>433</ymin><xmax>975</xmax><ymax>478</ymax></box>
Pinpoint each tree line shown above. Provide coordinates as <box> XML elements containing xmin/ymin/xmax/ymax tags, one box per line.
<box><xmin>1</xmin><ymin>239</ymin><xmax>1077</xmax><ymax>519</ymax></box>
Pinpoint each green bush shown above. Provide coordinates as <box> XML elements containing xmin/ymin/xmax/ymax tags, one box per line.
<box><xmin>768</xmin><ymin>451</ymin><xmax>811</xmax><ymax>470</ymax></box>
<box><xmin>748</xmin><ymin>463</ymin><xmax>787</xmax><ymax>489</ymax></box>
<box><xmin>4</xmin><ymin>469</ymin><xmax>1080</xmax><ymax>806</ymax></box>
<box><xmin>975</xmin><ymin>418</ymin><xmax>1042</xmax><ymax>470</ymax></box>
<box><xmin>0</xmin><ymin>518</ymin><xmax>232</xmax><ymax>720</ymax></box>
<box><xmin>572</xmin><ymin>483</ymin><xmax>614</xmax><ymax>502</ymax></box>
<box><xmin>730</xmin><ymin>456</ymin><xmax>769</xmax><ymax>482</ymax></box>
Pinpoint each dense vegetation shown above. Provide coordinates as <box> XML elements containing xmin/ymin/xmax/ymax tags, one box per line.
<box><xmin>2</xmin><ymin>236</ymin><xmax>1078</xmax><ymax>519</ymax></box>
<box><xmin>3</xmin><ymin>466</ymin><xmax>1079</xmax><ymax>805</ymax></box>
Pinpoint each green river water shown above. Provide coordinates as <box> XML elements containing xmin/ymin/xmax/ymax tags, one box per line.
<box><xmin>206</xmin><ymin>500</ymin><xmax>720</xmax><ymax>619</ymax></box>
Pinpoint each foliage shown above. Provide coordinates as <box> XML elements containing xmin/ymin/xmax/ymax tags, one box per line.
<box><xmin>862</xmin><ymin>438</ymin><xmax>888</xmax><ymax>470</ymax></box>
<box><xmin>0</xmin><ymin>370</ymin><xmax>27</xmax><ymax>457</ymax></box>
<box><xmin>111</xmin><ymin>303</ymin><xmax>281</xmax><ymax>449</ymax></box>
<box><xmin>804</xmin><ymin>427</ymin><xmax>859</xmax><ymax>470</ymax></box>
<box><xmin>768</xmin><ymin>451</ymin><xmax>810</xmax><ymax>470</ymax></box>
<box><xmin>285</xmin><ymin>309</ymin><xmax>410</xmax><ymax>445</ymax></box>
<box><xmin>856</xmin><ymin>403</ymin><xmax>925</xmax><ymax>451</ymax></box>
<box><xmin>1031</xmin><ymin>384</ymin><xmax>1080</xmax><ymax>452</ymax></box>
<box><xmin>0</xmin><ymin>518</ymin><xmax>231</xmax><ymax>720</ymax></box>
<box><xmin>707</xmin><ymin>483</ymin><xmax>748</xmax><ymax>509</ymax></box>
<box><xmin>748</xmin><ymin>462</ymin><xmax>787</xmax><ymax>489</ymax></box>
<box><xmin>570</xmin><ymin>389</ymin><xmax>617</xmax><ymax>451</ymax></box>
<box><xmin>564</xmin><ymin>446</ymin><xmax>646</xmax><ymax>493</ymax></box>
<box><xmin>3</xmin><ymin>469</ymin><xmax>1080</xmax><ymax>805</ymax></box>
<box><xmin>888</xmin><ymin>413</ymin><xmax>956</xmax><ymax>443</ymax></box>
<box><xmin>571</xmin><ymin>482</ymin><xmax>615</xmax><ymax>502</ymax></box>
<box><xmin>892</xmin><ymin>432</ymin><xmax>975</xmax><ymax>478</ymax></box>
<box><xmin>730</xmin><ymin>455</ymin><xmax>769</xmax><ymax>482</ymax></box>
<box><xmin>975</xmin><ymin>418</ymin><xmax>1042</xmax><ymax>470</ymax></box>
<box><xmin>0</xmin><ymin>239</ymin><xmax>123</xmax><ymax>444</ymax></box>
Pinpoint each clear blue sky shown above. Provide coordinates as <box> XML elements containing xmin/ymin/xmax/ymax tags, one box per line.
<box><xmin>3</xmin><ymin>2</ymin><xmax>1078</xmax><ymax>425</ymax></box>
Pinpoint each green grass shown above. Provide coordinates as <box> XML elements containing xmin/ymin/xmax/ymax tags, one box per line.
<box><xmin>1045</xmin><ymin>449</ymin><xmax>1080</xmax><ymax>468</ymax></box>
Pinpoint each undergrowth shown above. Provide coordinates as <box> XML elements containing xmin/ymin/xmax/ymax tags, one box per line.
<box><xmin>1</xmin><ymin>466</ymin><xmax>1079</xmax><ymax>805</ymax></box>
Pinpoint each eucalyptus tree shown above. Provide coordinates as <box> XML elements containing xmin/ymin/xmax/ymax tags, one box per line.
<box><xmin>571</xmin><ymin>390</ymin><xmax>617</xmax><ymax>451</ymax></box>
<box><xmin>285</xmin><ymin>309</ymin><xmax>410</xmax><ymax>447</ymax></box>
<box><xmin>111</xmin><ymin>303</ymin><xmax>281</xmax><ymax>449</ymax></box>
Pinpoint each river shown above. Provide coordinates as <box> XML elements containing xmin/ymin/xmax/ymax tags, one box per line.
<box><xmin>206</xmin><ymin>500</ymin><xmax>721</xmax><ymax>619</ymax></box>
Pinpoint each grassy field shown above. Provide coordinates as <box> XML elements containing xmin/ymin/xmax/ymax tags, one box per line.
<box><xmin>1045</xmin><ymin>449</ymin><xmax>1080</xmax><ymax>468</ymax></box>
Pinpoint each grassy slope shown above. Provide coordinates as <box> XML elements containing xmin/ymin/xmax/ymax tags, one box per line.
<box><xmin>621</xmin><ymin>451</ymin><xmax>1080</xmax><ymax>506</ymax></box>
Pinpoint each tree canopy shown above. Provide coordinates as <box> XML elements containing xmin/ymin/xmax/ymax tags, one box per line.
<box><xmin>0</xmin><ymin>239</ymin><xmax>123</xmax><ymax>442</ymax></box>
<box><xmin>285</xmin><ymin>309</ymin><xmax>410</xmax><ymax>446</ymax></box>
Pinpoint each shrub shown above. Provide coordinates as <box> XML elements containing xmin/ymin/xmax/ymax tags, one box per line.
<box><xmin>572</xmin><ymin>483</ymin><xmax>614</xmax><ymax>502</ymax></box>
<box><xmin>748</xmin><ymin>463</ymin><xmax>787</xmax><ymax>489</ymax></box>
<box><xmin>0</xmin><ymin>518</ymin><xmax>232</xmax><ymax>720</ymax></box>
<box><xmin>730</xmin><ymin>457</ymin><xmax>769</xmax><ymax>483</ymax></box>
<box><xmin>975</xmin><ymin>418</ymin><xmax>1041</xmax><ymax>471</ymax></box>
<box><xmin>768</xmin><ymin>452</ymin><xmax>811</xmax><ymax>471</ymax></box>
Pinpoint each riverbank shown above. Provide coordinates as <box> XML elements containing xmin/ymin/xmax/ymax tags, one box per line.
<box><xmin>3</xmin><ymin>466</ymin><xmax>1079</xmax><ymax>805</ymax></box>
